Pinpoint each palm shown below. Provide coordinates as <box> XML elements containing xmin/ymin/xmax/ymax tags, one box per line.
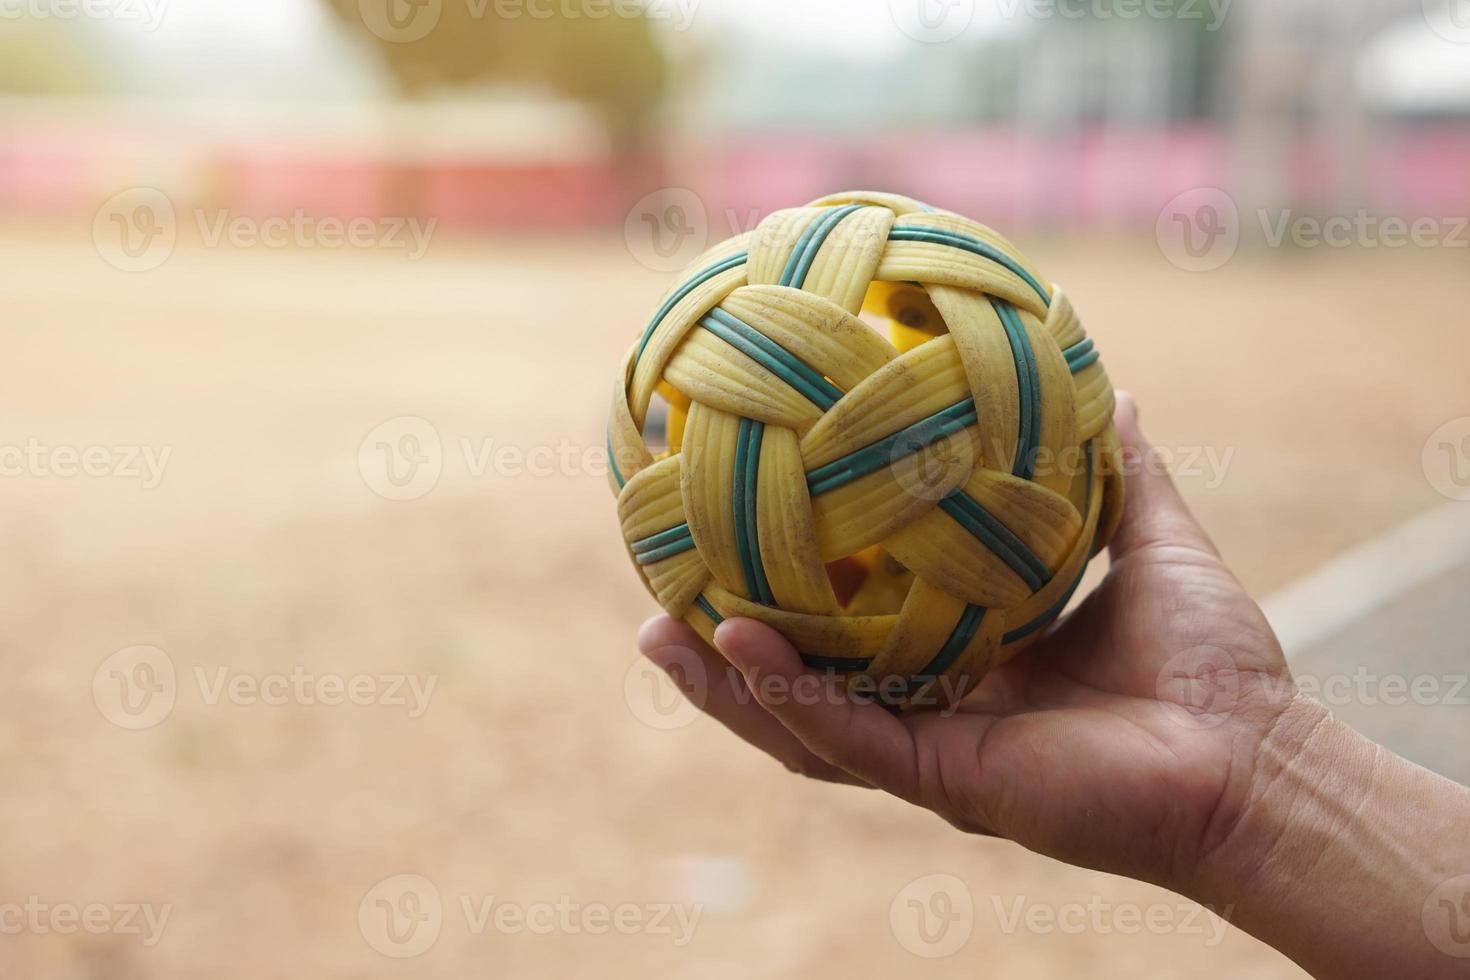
<box><xmin>909</xmin><ymin>542</ymin><xmax>1290</xmax><ymax>881</ymax></box>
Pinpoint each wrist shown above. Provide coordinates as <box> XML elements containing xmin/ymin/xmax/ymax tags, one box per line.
<box><xmin>1192</xmin><ymin>693</ymin><xmax>1367</xmax><ymax>912</ymax></box>
<box><xmin>1192</xmin><ymin>693</ymin><xmax>1470</xmax><ymax>979</ymax></box>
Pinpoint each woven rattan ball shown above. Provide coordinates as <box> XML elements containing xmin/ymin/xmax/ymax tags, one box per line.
<box><xmin>609</xmin><ymin>190</ymin><xmax>1124</xmax><ymax>710</ymax></box>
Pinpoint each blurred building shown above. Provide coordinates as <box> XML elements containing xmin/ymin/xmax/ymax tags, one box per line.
<box><xmin>0</xmin><ymin>0</ymin><xmax>1465</xmax><ymax>233</ymax></box>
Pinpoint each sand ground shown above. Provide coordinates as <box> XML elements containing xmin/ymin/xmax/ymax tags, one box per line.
<box><xmin>0</xmin><ymin>225</ymin><xmax>1465</xmax><ymax>978</ymax></box>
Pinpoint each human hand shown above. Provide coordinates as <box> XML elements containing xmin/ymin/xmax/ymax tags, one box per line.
<box><xmin>638</xmin><ymin>393</ymin><xmax>1470</xmax><ymax>980</ymax></box>
<box><xmin>637</xmin><ymin>393</ymin><xmax>1317</xmax><ymax>894</ymax></box>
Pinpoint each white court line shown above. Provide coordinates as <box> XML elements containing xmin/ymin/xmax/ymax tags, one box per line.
<box><xmin>1263</xmin><ymin>503</ymin><xmax>1470</xmax><ymax>658</ymax></box>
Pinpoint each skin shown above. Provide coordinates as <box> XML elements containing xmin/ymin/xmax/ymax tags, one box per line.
<box><xmin>638</xmin><ymin>393</ymin><xmax>1470</xmax><ymax>979</ymax></box>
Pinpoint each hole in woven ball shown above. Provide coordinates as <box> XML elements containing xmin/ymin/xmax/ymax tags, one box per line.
<box><xmin>825</xmin><ymin>547</ymin><xmax>914</xmax><ymax>614</ymax></box>
<box><xmin>860</xmin><ymin>281</ymin><xmax>949</xmax><ymax>353</ymax></box>
<box><xmin>642</xmin><ymin>382</ymin><xmax>692</xmax><ymax>458</ymax></box>
<box><xmin>825</xmin><ymin>557</ymin><xmax>868</xmax><ymax>607</ymax></box>
<box><xmin>642</xmin><ymin>394</ymin><xmax>671</xmax><ymax>456</ymax></box>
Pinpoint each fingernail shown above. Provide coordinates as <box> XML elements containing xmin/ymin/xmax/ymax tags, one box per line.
<box><xmin>636</xmin><ymin>615</ymin><xmax>666</xmax><ymax>653</ymax></box>
<box><xmin>1115</xmin><ymin>390</ymin><xmax>1138</xmax><ymax>422</ymax></box>
<box><xmin>712</xmin><ymin>621</ymin><xmax>749</xmax><ymax>671</ymax></box>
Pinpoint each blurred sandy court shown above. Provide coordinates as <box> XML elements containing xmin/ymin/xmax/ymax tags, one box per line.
<box><xmin>0</xmin><ymin>222</ymin><xmax>1465</xmax><ymax>977</ymax></box>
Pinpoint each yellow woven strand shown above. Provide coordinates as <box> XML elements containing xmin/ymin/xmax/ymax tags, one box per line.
<box><xmin>799</xmin><ymin>335</ymin><xmax>971</xmax><ymax>470</ymax></box>
<box><xmin>808</xmin><ymin>426</ymin><xmax>980</xmax><ymax>560</ymax></box>
<box><xmin>719</xmin><ymin>285</ymin><xmax>895</xmax><ymax>390</ymax></box>
<box><xmin>805</xmin><ymin>189</ymin><xmax>942</xmax><ymax>218</ymax></box>
<box><xmin>883</xmin><ymin>506</ymin><xmax>1035</xmax><ymax>610</ymax></box>
<box><xmin>617</xmin><ymin>455</ymin><xmax>709</xmax><ymax>614</ymax></box>
<box><xmin>927</xmin><ymin>286</ymin><xmax>1022</xmax><ymax>473</ymax></box>
<box><xmin>628</xmin><ymin>236</ymin><xmax>752</xmax><ymax>425</ymax></box>
<box><xmin>797</xmin><ymin>207</ymin><xmax>896</xmax><ymax>314</ymax></box>
<box><xmin>706</xmin><ymin>585</ymin><xmax>896</xmax><ymax>662</ymax></box>
<box><xmin>664</xmin><ymin>328</ymin><xmax>824</xmax><ymax>432</ymax></box>
<box><xmin>754</xmin><ymin>425</ymin><xmax>839</xmax><ymax>615</ymax></box>
<box><xmin>864</xmin><ymin>578</ymin><xmax>969</xmax><ymax>680</ymax></box>
<box><xmin>679</xmin><ymin>403</ymin><xmax>749</xmax><ymax>600</ymax></box>
<box><xmin>607</xmin><ymin>349</ymin><xmax>655</xmax><ymax>492</ymax></box>
<box><xmin>1020</xmin><ymin>305</ymin><xmax>1081</xmax><ymax>497</ymax></box>
<box><xmin>1044</xmin><ymin>287</ymin><xmax>1086</xmax><ymax>350</ymax></box>
<box><xmin>746</xmin><ymin>207</ymin><xmax>822</xmax><ymax>286</ymax></box>
<box><xmin>962</xmin><ymin>468</ymin><xmax>1084</xmax><ymax>575</ymax></box>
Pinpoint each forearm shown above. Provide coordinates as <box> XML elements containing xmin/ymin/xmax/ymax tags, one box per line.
<box><xmin>1197</xmin><ymin>695</ymin><xmax>1470</xmax><ymax>979</ymax></box>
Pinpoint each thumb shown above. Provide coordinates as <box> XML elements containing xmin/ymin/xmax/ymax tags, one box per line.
<box><xmin>1107</xmin><ymin>391</ymin><xmax>1219</xmax><ymax>561</ymax></box>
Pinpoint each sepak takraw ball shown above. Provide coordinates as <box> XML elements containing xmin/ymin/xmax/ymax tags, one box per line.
<box><xmin>608</xmin><ymin>191</ymin><xmax>1124</xmax><ymax>710</ymax></box>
